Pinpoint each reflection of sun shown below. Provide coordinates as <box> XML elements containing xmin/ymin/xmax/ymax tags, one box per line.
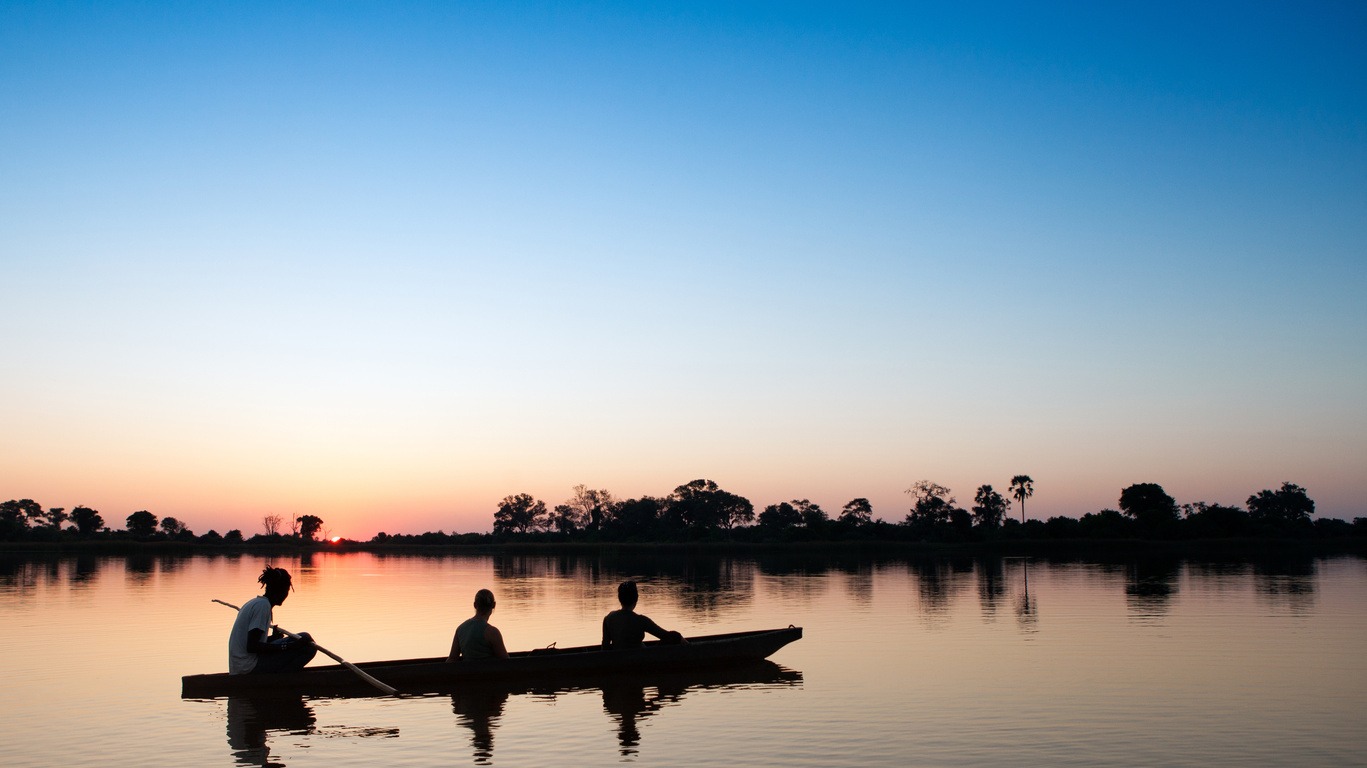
<box><xmin>330</xmin><ymin>536</ymin><xmax>342</xmax><ymax>543</ymax></box>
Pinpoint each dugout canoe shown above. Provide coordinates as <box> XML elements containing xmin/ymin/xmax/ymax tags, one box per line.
<box><xmin>182</xmin><ymin>626</ymin><xmax>802</xmax><ymax>698</ymax></box>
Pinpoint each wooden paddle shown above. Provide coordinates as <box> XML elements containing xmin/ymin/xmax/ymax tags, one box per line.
<box><xmin>213</xmin><ymin>598</ymin><xmax>397</xmax><ymax>695</ymax></box>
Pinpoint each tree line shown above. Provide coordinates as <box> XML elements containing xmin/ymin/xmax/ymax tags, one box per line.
<box><xmin>0</xmin><ymin>501</ymin><xmax>326</xmax><ymax>545</ymax></box>
<box><xmin>5</xmin><ymin>477</ymin><xmax>1364</xmax><ymax>547</ymax></box>
<box><xmin>380</xmin><ymin>477</ymin><xmax>1364</xmax><ymax>545</ymax></box>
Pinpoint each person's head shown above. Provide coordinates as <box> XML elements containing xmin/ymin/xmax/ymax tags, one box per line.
<box><xmin>617</xmin><ymin>580</ymin><xmax>639</xmax><ymax>610</ymax></box>
<box><xmin>473</xmin><ymin>588</ymin><xmax>496</xmax><ymax>614</ymax></box>
<box><xmin>259</xmin><ymin>566</ymin><xmax>293</xmax><ymax>606</ymax></box>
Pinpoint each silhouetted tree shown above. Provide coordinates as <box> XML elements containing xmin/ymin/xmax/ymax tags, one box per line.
<box><xmin>262</xmin><ymin>515</ymin><xmax>283</xmax><ymax>536</ymax></box>
<box><xmin>493</xmin><ymin>493</ymin><xmax>547</xmax><ymax>535</ymax></box>
<box><xmin>1182</xmin><ymin>502</ymin><xmax>1251</xmax><ymax>538</ymax></box>
<box><xmin>793</xmin><ymin>499</ymin><xmax>828</xmax><ymax>527</ymax></box>
<box><xmin>1118</xmin><ymin>483</ymin><xmax>1178</xmax><ymax>535</ymax></box>
<box><xmin>71</xmin><ymin>506</ymin><xmax>104</xmax><ymax>537</ymax></box>
<box><xmin>1078</xmin><ymin>509</ymin><xmax>1132</xmax><ymax>538</ymax></box>
<box><xmin>1247</xmin><ymin>483</ymin><xmax>1315</xmax><ymax>527</ymax></box>
<box><xmin>972</xmin><ymin>485</ymin><xmax>1009</xmax><ymax>529</ymax></box>
<box><xmin>759</xmin><ymin>502</ymin><xmax>802</xmax><ymax>530</ymax></box>
<box><xmin>669</xmin><ymin>480</ymin><xmax>753</xmax><ymax>531</ymax></box>
<box><xmin>1</xmin><ymin>499</ymin><xmax>38</xmax><ymax>538</ymax></box>
<box><xmin>225</xmin><ymin>529</ymin><xmax>244</xmax><ymax>543</ymax></box>
<box><xmin>43</xmin><ymin>507</ymin><xmax>68</xmax><ymax>530</ymax></box>
<box><xmin>160</xmin><ymin>517</ymin><xmax>187</xmax><ymax>537</ymax></box>
<box><xmin>126</xmin><ymin>510</ymin><xmax>159</xmax><ymax>539</ymax></box>
<box><xmin>1009</xmin><ymin>475</ymin><xmax>1034</xmax><ymax>523</ymax></box>
<box><xmin>558</xmin><ymin>485</ymin><xmax>616</xmax><ymax>533</ymax></box>
<box><xmin>904</xmin><ymin>481</ymin><xmax>959</xmax><ymax>527</ymax></box>
<box><xmin>297</xmin><ymin>515</ymin><xmax>324</xmax><ymax>542</ymax></box>
<box><xmin>839</xmin><ymin>498</ymin><xmax>874</xmax><ymax>525</ymax></box>
<box><xmin>607</xmin><ymin>496</ymin><xmax>665</xmax><ymax>538</ymax></box>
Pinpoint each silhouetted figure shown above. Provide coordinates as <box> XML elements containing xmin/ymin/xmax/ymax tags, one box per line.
<box><xmin>229</xmin><ymin>567</ymin><xmax>317</xmax><ymax>675</ymax></box>
<box><xmin>602</xmin><ymin>581</ymin><xmax>686</xmax><ymax>649</ymax></box>
<box><xmin>448</xmin><ymin>588</ymin><xmax>509</xmax><ymax>661</ymax></box>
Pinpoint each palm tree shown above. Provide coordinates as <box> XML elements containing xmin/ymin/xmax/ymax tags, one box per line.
<box><xmin>1009</xmin><ymin>475</ymin><xmax>1034</xmax><ymax>523</ymax></box>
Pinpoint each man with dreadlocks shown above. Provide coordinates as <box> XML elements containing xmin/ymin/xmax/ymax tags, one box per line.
<box><xmin>228</xmin><ymin>566</ymin><xmax>318</xmax><ymax>674</ymax></box>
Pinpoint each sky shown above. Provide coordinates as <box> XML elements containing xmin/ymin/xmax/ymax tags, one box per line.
<box><xmin>2</xmin><ymin>1</ymin><xmax>1364</xmax><ymax>538</ymax></box>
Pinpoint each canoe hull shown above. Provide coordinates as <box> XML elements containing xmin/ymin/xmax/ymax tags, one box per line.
<box><xmin>182</xmin><ymin>626</ymin><xmax>802</xmax><ymax>698</ymax></box>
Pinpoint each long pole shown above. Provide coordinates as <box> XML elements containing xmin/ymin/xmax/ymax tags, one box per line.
<box><xmin>213</xmin><ymin>599</ymin><xmax>397</xmax><ymax>695</ymax></box>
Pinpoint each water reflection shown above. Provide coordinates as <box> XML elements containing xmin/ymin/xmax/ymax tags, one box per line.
<box><xmin>1125</xmin><ymin>558</ymin><xmax>1181</xmax><ymax>620</ymax></box>
<box><xmin>446</xmin><ymin>662</ymin><xmax>802</xmax><ymax>764</ymax></box>
<box><xmin>226</xmin><ymin>696</ymin><xmax>316</xmax><ymax>768</ymax></box>
<box><xmin>1014</xmin><ymin>559</ymin><xmax>1038</xmax><ymax>633</ymax></box>
<box><xmin>1254</xmin><ymin>555</ymin><xmax>1318</xmax><ymax>614</ymax></box>
<box><xmin>450</xmin><ymin>686</ymin><xmax>509</xmax><ymax>765</ymax></box>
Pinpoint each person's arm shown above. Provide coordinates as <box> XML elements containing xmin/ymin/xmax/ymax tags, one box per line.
<box><xmin>602</xmin><ymin>613</ymin><xmax>613</xmax><ymax>649</ymax></box>
<box><xmin>640</xmin><ymin>615</ymin><xmax>688</xmax><ymax>644</ymax></box>
<box><xmin>246</xmin><ymin>628</ymin><xmax>280</xmax><ymax>654</ymax></box>
<box><xmin>486</xmin><ymin>624</ymin><xmax>509</xmax><ymax>659</ymax></box>
<box><xmin>447</xmin><ymin>630</ymin><xmax>461</xmax><ymax>662</ymax></box>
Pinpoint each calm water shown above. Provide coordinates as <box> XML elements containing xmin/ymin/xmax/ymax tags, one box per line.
<box><xmin>1</xmin><ymin>549</ymin><xmax>1364</xmax><ymax>767</ymax></box>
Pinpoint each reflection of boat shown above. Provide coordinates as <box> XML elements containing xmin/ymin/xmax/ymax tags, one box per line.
<box><xmin>448</xmin><ymin>661</ymin><xmax>803</xmax><ymax>764</ymax></box>
<box><xmin>183</xmin><ymin>626</ymin><xmax>802</xmax><ymax>698</ymax></box>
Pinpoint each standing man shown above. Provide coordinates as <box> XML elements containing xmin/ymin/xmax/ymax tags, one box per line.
<box><xmin>229</xmin><ymin>566</ymin><xmax>317</xmax><ymax>675</ymax></box>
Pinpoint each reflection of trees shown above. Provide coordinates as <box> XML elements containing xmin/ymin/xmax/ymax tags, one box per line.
<box><xmin>977</xmin><ymin>556</ymin><xmax>1006</xmax><ymax>617</ymax></box>
<box><xmin>1253</xmin><ymin>555</ymin><xmax>1317</xmax><ymax>614</ymax></box>
<box><xmin>72</xmin><ymin>554</ymin><xmax>101</xmax><ymax>584</ymax></box>
<box><xmin>911</xmin><ymin>557</ymin><xmax>972</xmax><ymax>618</ymax></box>
<box><xmin>1124</xmin><ymin>558</ymin><xmax>1181</xmax><ymax>618</ymax></box>
<box><xmin>125</xmin><ymin>554</ymin><xmax>155</xmax><ymax>585</ymax></box>
<box><xmin>226</xmin><ymin>696</ymin><xmax>316</xmax><ymax>768</ymax></box>
<box><xmin>1014</xmin><ymin>559</ymin><xmax>1038</xmax><ymax>633</ymax></box>
<box><xmin>451</xmin><ymin>686</ymin><xmax>510</xmax><ymax>765</ymax></box>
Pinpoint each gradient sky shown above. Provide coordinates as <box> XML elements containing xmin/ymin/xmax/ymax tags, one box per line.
<box><xmin>3</xmin><ymin>1</ymin><xmax>1364</xmax><ymax>538</ymax></box>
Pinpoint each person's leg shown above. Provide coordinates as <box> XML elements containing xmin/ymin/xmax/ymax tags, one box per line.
<box><xmin>251</xmin><ymin>633</ymin><xmax>318</xmax><ymax>673</ymax></box>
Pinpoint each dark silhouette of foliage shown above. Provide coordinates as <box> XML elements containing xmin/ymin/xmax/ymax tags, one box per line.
<box><xmin>1182</xmin><ymin>502</ymin><xmax>1251</xmax><ymax>538</ymax></box>
<box><xmin>903</xmin><ymin>481</ymin><xmax>960</xmax><ymax>528</ymax></box>
<box><xmin>71</xmin><ymin>506</ymin><xmax>104</xmax><ymax>536</ymax></box>
<box><xmin>669</xmin><ymin>480</ymin><xmax>753</xmax><ymax>531</ymax></box>
<box><xmin>605</xmin><ymin>496</ymin><xmax>665</xmax><ymax>539</ymax></box>
<box><xmin>1118</xmin><ymin>483</ymin><xmax>1179</xmax><ymax>534</ymax></box>
<box><xmin>126</xmin><ymin>510</ymin><xmax>159</xmax><ymax>539</ymax></box>
<box><xmin>297</xmin><ymin>514</ymin><xmax>324</xmax><ymax>542</ymax></box>
<box><xmin>160</xmin><ymin>517</ymin><xmax>187</xmax><ymax>537</ymax></box>
<box><xmin>839</xmin><ymin>498</ymin><xmax>874</xmax><ymax>525</ymax></box>
<box><xmin>1009</xmin><ymin>475</ymin><xmax>1034</xmax><ymax>523</ymax></box>
<box><xmin>493</xmin><ymin>493</ymin><xmax>547</xmax><ymax>535</ymax></box>
<box><xmin>555</xmin><ymin>485</ymin><xmax>615</xmax><ymax>534</ymax></box>
<box><xmin>1247</xmin><ymin>483</ymin><xmax>1315</xmax><ymax>528</ymax></box>
<box><xmin>759</xmin><ymin>502</ymin><xmax>802</xmax><ymax>530</ymax></box>
<box><xmin>1078</xmin><ymin>509</ymin><xmax>1132</xmax><ymax>538</ymax></box>
<box><xmin>972</xmin><ymin>485</ymin><xmax>1009</xmax><ymax>528</ymax></box>
<box><xmin>793</xmin><ymin>499</ymin><xmax>828</xmax><ymax>528</ymax></box>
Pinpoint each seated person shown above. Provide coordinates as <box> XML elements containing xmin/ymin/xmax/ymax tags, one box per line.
<box><xmin>448</xmin><ymin>588</ymin><xmax>510</xmax><ymax>661</ymax></box>
<box><xmin>602</xmin><ymin>581</ymin><xmax>686</xmax><ymax>649</ymax></box>
<box><xmin>229</xmin><ymin>566</ymin><xmax>317</xmax><ymax>675</ymax></box>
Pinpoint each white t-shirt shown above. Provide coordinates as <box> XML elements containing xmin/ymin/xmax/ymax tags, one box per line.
<box><xmin>228</xmin><ymin>596</ymin><xmax>273</xmax><ymax>675</ymax></box>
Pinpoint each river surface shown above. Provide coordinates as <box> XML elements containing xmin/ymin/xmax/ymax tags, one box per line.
<box><xmin>1</xmin><ymin>549</ymin><xmax>1364</xmax><ymax>767</ymax></box>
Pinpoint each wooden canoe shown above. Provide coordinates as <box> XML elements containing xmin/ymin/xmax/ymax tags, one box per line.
<box><xmin>182</xmin><ymin>626</ymin><xmax>802</xmax><ymax>698</ymax></box>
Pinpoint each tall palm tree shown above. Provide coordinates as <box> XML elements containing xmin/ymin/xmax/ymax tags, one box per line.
<box><xmin>1009</xmin><ymin>475</ymin><xmax>1034</xmax><ymax>523</ymax></box>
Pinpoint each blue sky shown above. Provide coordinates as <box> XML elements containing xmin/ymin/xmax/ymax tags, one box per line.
<box><xmin>2</xmin><ymin>1</ymin><xmax>1364</xmax><ymax>536</ymax></box>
